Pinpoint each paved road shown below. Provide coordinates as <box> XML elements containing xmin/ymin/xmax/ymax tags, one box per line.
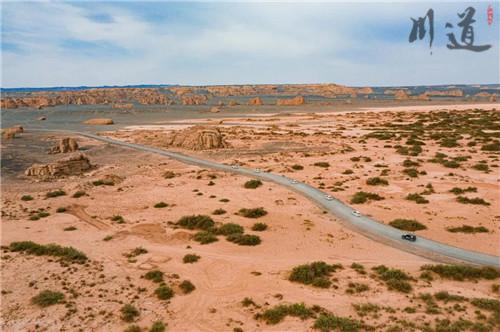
<box><xmin>37</xmin><ymin>129</ymin><xmax>500</xmax><ymax>267</ymax></box>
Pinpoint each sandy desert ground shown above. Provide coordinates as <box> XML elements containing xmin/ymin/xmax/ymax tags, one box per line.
<box><xmin>1</xmin><ymin>104</ymin><xmax>500</xmax><ymax>332</ymax></box>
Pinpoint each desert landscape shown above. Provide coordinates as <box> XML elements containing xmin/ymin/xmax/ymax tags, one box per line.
<box><xmin>1</xmin><ymin>84</ymin><xmax>500</xmax><ymax>332</ymax></box>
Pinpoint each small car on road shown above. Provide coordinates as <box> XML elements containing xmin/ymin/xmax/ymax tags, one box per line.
<box><xmin>324</xmin><ymin>195</ymin><xmax>334</xmax><ymax>201</ymax></box>
<box><xmin>401</xmin><ymin>234</ymin><xmax>417</xmax><ymax>242</ymax></box>
<box><xmin>255</xmin><ymin>168</ymin><xmax>261</xmax><ymax>173</ymax></box>
<box><xmin>231</xmin><ymin>165</ymin><xmax>239</xmax><ymax>169</ymax></box>
<box><xmin>291</xmin><ymin>180</ymin><xmax>298</xmax><ymax>184</ymax></box>
<box><xmin>352</xmin><ymin>210</ymin><xmax>361</xmax><ymax>217</ymax></box>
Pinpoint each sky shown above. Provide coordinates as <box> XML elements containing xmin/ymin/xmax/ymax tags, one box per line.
<box><xmin>1</xmin><ymin>1</ymin><xmax>499</xmax><ymax>88</ymax></box>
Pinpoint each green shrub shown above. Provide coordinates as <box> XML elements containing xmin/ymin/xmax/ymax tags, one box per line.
<box><xmin>389</xmin><ymin>219</ymin><xmax>427</xmax><ymax>231</ymax></box>
<box><xmin>443</xmin><ymin>160</ymin><xmax>460</xmax><ymax>168</ymax></box>
<box><xmin>472</xmin><ymin>163</ymin><xmax>489</xmax><ymax>172</ymax></box>
<box><xmin>366</xmin><ymin>177</ymin><xmax>388</xmax><ymax>186</ymax></box>
<box><xmin>440</xmin><ymin>138</ymin><xmax>460</xmax><ymax>148</ymax></box>
<box><xmin>178</xmin><ymin>215</ymin><xmax>215</xmax><ymax>230</ymax></box>
<box><xmin>183</xmin><ymin>254</ymin><xmax>200</xmax><ymax>263</ymax></box>
<box><xmin>372</xmin><ymin>265</ymin><xmax>413</xmax><ymax>293</ymax></box>
<box><xmin>289</xmin><ymin>261</ymin><xmax>341</xmax><ymax>287</ymax></box>
<box><xmin>238</xmin><ymin>207</ymin><xmax>267</xmax><ymax>218</ymax></box>
<box><xmin>21</xmin><ymin>195</ymin><xmax>33</xmax><ymax>201</ymax></box>
<box><xmin>124</xmin><ymin>325</ymin><xmax>141</xmax><ymax>332</ymax></box>
<box><xmin>120</xmin><ymin>304</ymin><xmax>140</xmax><ymax>322</ymax></box>
<box><xmin>244</xmin><ymin>179</ymin><xmax>263</xmax><ymax>189</ymax></box>
<box><xmin>31</xmin><ymin>290</ymin><xmax>64</xmax><ymax>307</ymax></box>
<box><xmin>63</xmin><ymin>226</ymin><xmax>77</xmax><ymax>231</ymax></box>
<box><xmin>346</xmin><ymin>282</ymin><xmax>369</xmax><ymax>294</ymax></box>
<box><xmin>314</xmin><ymin>162</ymin><xmax>330</xmax><ymax>168</ymax></box>
<box><xmin>313</xmin><ymin>313</ymin><xmax>362</xmax><ymax>332</ymax></box>
<box><xmin>56</xmin><ymin>207</ymin><xmax>67</xmax><ymax>213</ymax></box>
<box><xmin>260</xmin><ymin>303</ymin><xmax>314</xmax><ymax>325</ymax></box>
<box><xmin>154</xmin><ymin>202</ymin><xmax>168</xmax><ymax>208</ymax></box>
<box><xmin>402</xmin><ymin>159</ymin><xmax>420</xmax><ymax>167</ymax></box>
<box><xmin>155</xmin><ymin>285</ymin><xmax>174</xmax><ymax>300</ymax></box>
<box><xmin>127</xmin><ymin>247</ymin><xmax>148</xmax><ymax>257</ymax></box>
<box><xmin>92</xmin><ymin>179</ymin><xmax>114</xmax><ymax>186</ymax></box>
<box><xmin>292</xmin><ymin>164</ymin><xmax>304</xmax><ymax>170</ymax></box>
<box><xmin>342</xmin><ymin>169</ymin><xmax>354</xmax><ymax>175</ymax></box>
<box><xmin>9</xmin><ymin>241</ymin><xmax>87</xmax><ymax>263</ymax></box>
<box><xmin>72</xmin><ymin>191</ymin><xmax>86</xmax><ymax>198</ymax></box>
<box><xmin>111</xmin><ymin>215</ymin><xmax>125</xmax><ymax>223</ymax></box>
<box><xmin>403</xmin><ymin>168</ymin><xmax>419</xmax><ymax>178</ymax></box>
<box><xmin>212</xmin><ymin>208</ymin><xmax>226</xmax><ymax>215</ymax></box>
<box><xmin>481</xmin><ymin>142</ymin><xmax>500</xmax><ymax>151</ymax></box>
<box><xmin>179</xmin><ymin>280</ymin><xmax>196</xmax><ymax>294</ymax></box>
<box><xmin>447</xmin><ymin>225</ymin><xmax>489</xmax><ymax>233</ymax></box>
<box><xmin>149</xmin><ymin>321</ymin><xmax>166</xmax><ymax>332</ymax></box>
<box><xmin>434</xmin><ymin>291</ymin><xmax>466</xmax><ymax>303</ymax></box>
<box><xmin>456</xmin><ymin>196</ymin><xmax>490</xmax><ymax>206</ymax></box>
<box><xmin>144</xmin><ymin>270</ymin><xmax>164</xmax><ymax>283</ymax></box>
<box><xmin>350</xmin><ymin>191</ymin><xmax>384</xmax><ymax>204</ymax></box>
<box><xmin>46</xmin><ymin>190</ymin><xmax>66</xmax><ymax>198</ymax></box>
<box><xmin>471</xmin><ymin>298</ymin><xmax>500</xmax><ymax>312</ymax></box>
<box><xmin>193</xmin><ymin>231</ymin><xmax>218</xmax><ymax>244</ymax></box>
<box><xmin>420</xmin><ymin>264</ymin><xmax>499</xmax><ymax>281</ymax></box>
<box><xmin>406</xmin><ymin>193</ymin><xmax>429</xmax><ymax>204</ymax></box>
<box><xmin>163</xmin><ymin>171</ymin><xmax>176</xmax><ymax>179</ymax></box>
<box><xmin>251</xmin><ymin>222</ymin><xmax>268</xmax><ymax>231</ymax></box>
<box><xmin>449</xmin><ymin>187</ymin><xmax>477</xmax><ymax>195</ymax></box>
<box><xmin>216</xmin><ymin>223</ymin><xmax>244</xmax><ymax>236</ymax></box>
<box><xmin>226</xmin><ymin>234</ymin><xmax>261</xmax><ymax>246</ymax></box>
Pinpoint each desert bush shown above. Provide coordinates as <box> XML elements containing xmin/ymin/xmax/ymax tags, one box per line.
<box><xmin>244</xmin><ymin>179</ymin><xmax>263</xmax><ymax>189</ymax></box>
<box><xmin>291</xmin><ymin>164</ymin><xmax>304</xmax><ymax>170</ymax></box>
<box><xmin>350</xmin><ymin>263</ymin><xmax>366</xmax><ymax>275</ymax></box>
<box><xmin>46</xmin><ymin>190</ymin><xmax>66</xmax><ymax>198</ymax></box>
<box><xmin>63</xmin><ymin>226</ymin><xmax>77</xmax><ymax>231</ymax></box>
<box><xmin>456</xmin><ymin>196</ymin><xmax>490</xmax><ymax>205</ymax></box>
<box><xmin>124</xmin><ymin>325</ymin><xmax>141</xmax><ymax>332</ymax></box>
<box><xmin>127</xmin><ymin>247</ymin><xmax>148</xmax><ymax>257</ymax></box>
<box><xmin>144</xmin><ymin>270</ymin><xmax>164</xmax><ymax>283</ymax></box>
<box><xmin>183</xmin><ymin>254</ymin><xmax>200</xmax><ymax>263</ymax></box>
<box><xmin>403</xmin><ymin>168</ymin><xmax>419</xmax><ymax>178</ymax></box>
<box><xmin>447</xmin><ymin>225</ymin><xmax>489</xmax><ymax>233</ymax></box>
<box><xmin>289</xmin><ymin>261</ymin><xmax>341</xmax><ymax>287</ymax></box>
<box><xmin>9</xmin><ymin>241</ymin><xmax>87</xmax><ymax>263</ymax></box>
<box><xmin>406</xmin><ymin>193</ymin><xmax>429</xmax><ymax>204</ymax></box>
<box><xmin>260</xmin><ymin>303</ymin><xmax>314</xmax><ymax>325</ymax></box>
<box><xmin>434</xmin><ymin>291</ymin><xmax>466</xmax><ymax>303</ymax></box>
<box><xmin>212</xmin><ymin>208</ymin><xmax>226</xmax><ymax>215</ymax></box>
<box><xmin>346</xmin><ymin>282</ymin><xmax>370</xmax><ymax>294</ymax></box>
<box><xmin>252</xmin><ymin>222</ymin><xmax>268</xmax><ymax>231</ymax></box>
<box><xmin>163</xmin><ymin>171</ymin><xmax>176</xmax><ymax>179</ymax></box>
<box><xmin>149</xmin><ymin>321</ymin><xmax>166</xmax><ymax>332</ymax></box>
<box><xmin>111</xmin><ymin>215</ymin><xmax>125</xmax><ymax>223</ymax></box>
<box><xmin>226</xmin><ymin>234</ymin><xmax>261</xmax><ymax>246</ymax></box>
<box><xmin>56</xmin><ymin>207</ymin><xmax>67</xmax><ymax>213</ymax></box>
<box><xmin>154</xmin><ymin>202</ymin><xmax>168</xmax><ymax>208</ymax></box>
<box><xmin>471</xmin><ymin>298</ymin><xmax>500</xmax><ymax>312</ymax></box>
<box><xmin>193</xmin><ymin>231</ymin><xmax>218</xmax><ymax>244</ymax></box>
<box><xmin>342</xmin><ymin>169</ymin><xmax>354</xmax><ymax>175</ymax></box>
<box><xmin>92</xmin><ymin>178</ymin><xmax>114</xmax><ymax>186</ymax></box>
<box><xmin>372</xmin><ymin>265</ymin><xmax>413</xmax><ymax>293</ymax></box>
<box><xmin>389</xmin><ymin>219</ymin><xmax>427</xmax><ymax>231</ymax></box>
<box><xmin>366</xmin><ymin>177</ymin><xmax>388</xmax><ymax>186</ymax></box>
<box><xmin>179</xmin><ymin>280</ymin><xmax>196</xmax><ymax>294</ymax></box>
<box><xmin>216</xmin><ymin>223</ymin><xmax>244</xmax><ymax>236</ymax></box>
<box><xmin>402</xmin><ymin>159</ymin><xmax>420</xmax><ymax>167</ymax></box>
<box><xmin>443</xmin><ymin>160</ymin><xmax>460</xmax><ymax>168</ymax></box>
<box><xmin>481</xmin><ymin>142</ymin><xmax>500</xmax><ymax>151</ymax></box>
<box><xmin>449</xmin><ymin>187</ymin><xmax>477</xmax><ymax>195</ymax></box>
<box><xmin>314</xmin><ymin>162</ymin><xmax>330</xmax><ymax>168</ymax></box>
<box><xmin>440</xmin><ymin>138</ymin><xmax>460</xmax><ymax>148</ymax></box>
<box><xmin>472</xmin><ymin>163</ymin><xmax>489</xmax><ymax>172</ymax></box>
<box><xmin>313</xmin><ymin>313</ymin><xmax>362</xmax><ymax>332</ymax></box>
<box><xmin>72</xmin><ymin>191</ymin><xmax>86</xmax><ymax>198</ymax></box>
<box><xmin>238</xmin><ymin>207</ymin><xmax>267</xmax><ymax>218</ymax></box>
<box><xmin>155</xmin><ymin>285</ymin><xmax>174</xmax><ymax>300</ymax></box>
<box><xmin>178</xmin><ymin>215</ymin><xmax>215</xmax><ymax>230</ymax></box>
<box><xmin>120</xmin><ymin>304</ymin><xmax>140</xmax><ymax>322</ymax></box>
<box><xmin>21</xmin><ymin>195</ymin><xmax>33</xmax><ymax>201</ymax></box>
<box><xmin>350</xmin><ymin>191</ymin><xmax>384</xmax><ymax>204</ymax></box>
<box><xmin>31</xmin><ymin>290</ymin><xmax>64</xmax><ymax>307</ymax></box>
<box><xmin>420</xmin><ymin>264</ymin><xmax>499</xmax><ymax>281</ymax></box>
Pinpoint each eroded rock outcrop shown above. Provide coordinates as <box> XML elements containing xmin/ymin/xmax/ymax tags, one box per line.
<box><xmin>25</xmin><ymin>153</ymin><xmax>92</xmax><ymax>178</ymax></box>
<box><xmin>168</xmin><ymin>126</ymin><xmax>229</xmax><ymax>150</ymax></box>
<box><xmin>83</xmin><ymin>118</ymin><xmax>114</xmax><ymax>125</ymax></box>
<box><xmin>248</xmin><ymin>97</ymin><xmax>263</xmax><ymax>106</ymax></box>
<box><xmin>2</xmin><ymin>125</ymin><xmax>24</xmax><ymax>140</ymax></box>
<box><xmin>276</xmin><ymin>96</ymin><xmax>305</xmax><ymax>106</ymax></box>
<box><xmin>181</xmin><ymin>95</ymin><xmax>208</xmax><ymax>105</ymax></box>
<box><xmin>49</xmin><ymin>138</ymin><xmax>79</xmax><ymax>154</ymax></box>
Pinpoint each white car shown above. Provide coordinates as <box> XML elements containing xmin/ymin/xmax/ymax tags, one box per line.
<box><xmin>352</xmin><ymin>210</ymin><xmax>361</xmax><ymax>217</ymax></box>
<box><xmin>231</xmin><ymin>165</ymin><xmax>239</xmax><ymax>169</ymax></box>
<box><xmin>324</xmin><ymin>195</ymin><xmax>334</xmax><ymax>201</ymax></box>
<box><xmin>255</xmin><ymin>168</ymin><xmax>261</xmax><ymax>173</ymax></box>
<box><xmin>291</xmin><ymin>180</ymin><xmax>298</xmax><ymax>184</ymax></box>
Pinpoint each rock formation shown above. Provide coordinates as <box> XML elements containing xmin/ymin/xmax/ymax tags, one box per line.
<box><xmin>210</xmin><ymin>107</ymin><xmax>221</xmax><ymax>113</ymax></box>
<box><xmin>228</xmin><ymin>100</ymin><xmax>239</xmax><ymax>106</ymax></box>
<box><xmin>49</xmin><ymin>138</ymin><xmax>79</xmax><ymax>154</ymax></box>
<box><xmin>2</xmin><ymin>125</ymin><xmax>24</xmax><ymax>140</ymax></box>
<box><xmin>248</xmin><ymin>97</ymin><xmax>263</xmax><ymax>106</ymax></box>
<box><xmin>424</xmin><ymin>89</ymin><xmax>464</xmax><ymax>97</ymax></box>
<box><xmin>168</xmin><ymin>126</ymin><xmax>229</xmax><ymax>150</ymax></box>
<box><xmin>393</xmin><ymin>90</ymin><xmax>410</xmax><ymax>100</ymax></box>
<box><xmin>276</xmin><ymin>96</ymin><xmax>305</xmax><ymax>106</ymax></box>
<box><xmin>181</xmin><ymin>94</ymin><xmax>208</xmax><ymax>105</ymax></box>
<box><xmin>83</xmin><ymin>118</ymin><xmax>114</xmax><ymax>125</ymax></box>
<box><xmin>25</xmin><ymin>153</ymin><xmax>92</xmax><ymax>178</ymax></box>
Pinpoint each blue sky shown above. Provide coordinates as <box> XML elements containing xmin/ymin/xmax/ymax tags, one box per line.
<box><xmin>1</xmin><ymin>1</ymin><xmax>499</xmax><ymax>88</ymax></box>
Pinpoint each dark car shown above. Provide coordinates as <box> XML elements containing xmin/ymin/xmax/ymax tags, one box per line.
<box><xmin>401</xmin><ymin>234</ymin><xmax>417</xmax><ymax>242</ymax></box>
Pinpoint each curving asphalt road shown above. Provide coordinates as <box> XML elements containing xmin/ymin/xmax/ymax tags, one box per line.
<box><xmin>34</xmin><ymin>129</ymin><xmax>500</xmax><ymax>267</ymax></box>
